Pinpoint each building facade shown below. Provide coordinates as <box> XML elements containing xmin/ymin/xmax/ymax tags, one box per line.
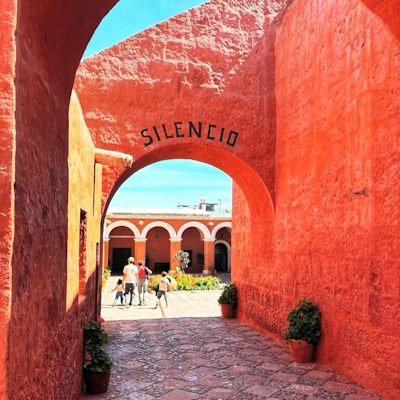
<box><xmin>104</xmin><ymin>203</ymin><xmax>232</xmax><ymax>274</ymax></box>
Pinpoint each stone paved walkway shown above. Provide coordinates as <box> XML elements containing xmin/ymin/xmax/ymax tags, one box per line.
<box><xmin>81</xmin><ymin>274</ymin><xmax>384</xmax><ymax>399</ymax></box>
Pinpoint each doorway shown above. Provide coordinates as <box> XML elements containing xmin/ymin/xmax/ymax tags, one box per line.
<box><xmin>112</xmin><ymin>248</ymin><xmax>131</xmax><ymax>274</ymax></box>
<box><xmin>215</xmin><ymin>243</ymin><xmax>228</xmax><ymax>272</ymax></box>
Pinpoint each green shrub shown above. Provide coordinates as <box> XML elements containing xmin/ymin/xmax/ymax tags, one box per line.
<box><xmin>218</xmin><ymin>284</ymin><xmax>237</xmax><ymax>304</ymax></box>
<box><xmin>84</xmin><ymin>321</ymin><xmax>113</xmax><ymax>373</ymax></box>
<box><xmin>148</xmin><ymin>274</ymin><xmax>220</xmax><ymax>291</ymax></box>
<box><xmin>284</xmin><ymin>299</ymin><xmax>322</xmax><ymax>344</ymax></box>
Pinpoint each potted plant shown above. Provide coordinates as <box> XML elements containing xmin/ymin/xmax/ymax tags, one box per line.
<box><xmin>217</xmin><ymin>283</ymin><xmax>237</xmax><ymax>318</ymax></box>
<box><xmin>284</xmin><ymin>299</ymin><xmax>322</xmax><ymax>363</ymax></box>
<box><xmin>208</xmin><ymin>266</ymin><xmax>216</xmax><ymax>275</ymax></box>
<box><xmin>83</xmin><ymin>320</ymin><xmax>113</xmax><ymax>394</ymax></box>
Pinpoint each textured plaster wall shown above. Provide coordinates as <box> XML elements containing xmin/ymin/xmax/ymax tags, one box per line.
<box><xmin>74</xmin><ymin>0</ymin><xmax>277</xmax><ymax>213</ymax></box>
<box><xmin>274</xmin><ymin>0</ymin><xmax>400</xmax><ymax>398</ymax></box>
<box><xmin>6</xmin><ymin>0</ymin><xmax>117</xmax><ymax>397</ymax></box>
<box><xmin>68</xmin><ymin>90</ymin><xmax>103</xmax><ymax>309</ymax></box>
<box><xmin>75</xmin><ymin>0</ymin><xmax>278</xmax><ymax>334</ymax></box>
<box><xmin>7</xmin><ymin>89</ymin><xmax>103</xmax><ymax>398</ymax></box>
<box><xmin>362</xmin><ymin>0</ymin><xmax>400</xmax><ymax>46</ymax></box>
<box><xmin>0</xmin><ymin>0</ymin><xmax>16</xmax><ymax>396</ymax></box>
<box><xmin>0</xmin><ymin>0</ymin><xmax>399</xmax><ymax>398</ymax></box>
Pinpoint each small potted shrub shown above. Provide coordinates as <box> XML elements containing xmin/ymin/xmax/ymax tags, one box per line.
<box><xmin>83</xmin><ymin>320</ymin><xmax>113</xmax><ymax>394</ymax></box>
<box><xmin>217</xmin><ymin>283</ymin><xmax>237</xmax><ymax>318</ymax></box>
<box><xmin>284</xmin><ymin>299</ymin><xmax>322</xmax><ymax>363</ymax></box>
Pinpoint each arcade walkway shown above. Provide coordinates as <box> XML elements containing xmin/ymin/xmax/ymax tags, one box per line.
<box><xmin>81</xmin><ymin>274</ymin><xmax>383</xmax><ymax>399</ymax></box>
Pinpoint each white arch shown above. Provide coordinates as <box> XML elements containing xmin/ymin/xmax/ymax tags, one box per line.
<box><xmin>176</xmin><ymin>221</ymin><xmax>211</xmax><ymax>240</ymax></box>
<box><xmin>104</xmin><ymin>220</ymin><xmax>141</xmax><ymax>240</ymax></box>
<box><xmin>140</xmin><ymin>221</ymin><xmax>177</xmax><ymax>239</ymax></box>
<box><xmin>215</xmin><ymin>239</ymin><xmax>231</xmax><ymax>272</ymax></box>
<box><xmin>211</xmin><ymin>221</ymin><xmax>232</xmax><ymax>240</ymax></box>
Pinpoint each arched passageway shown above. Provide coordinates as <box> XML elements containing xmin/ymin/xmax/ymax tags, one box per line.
<box><xmin>1</xmin><ymin>0</ymin><xmax>399</xmax><ymax>399</ymax></box>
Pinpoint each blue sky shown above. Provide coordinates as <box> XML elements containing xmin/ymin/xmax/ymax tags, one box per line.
<box><xmin>84</xmin><ymin>0</ymin><xmax>232</xmax><ymax>210</ymax></box>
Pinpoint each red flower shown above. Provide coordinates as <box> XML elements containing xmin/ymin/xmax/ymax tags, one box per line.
<box><xmin>98</xmin><ymin>317</ymin><xmax>105</xmax><ymax>323</ymax></box>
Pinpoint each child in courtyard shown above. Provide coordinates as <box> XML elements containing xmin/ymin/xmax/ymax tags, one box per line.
<box><xmin>111</xmin><ymin>278</ymin><xmax>125</xmax><ymax>306</ymax></box>
<box><xmin>154</xmin><ymin>271</ymin><xmax>172</xmax><ymax>309</ymax></box>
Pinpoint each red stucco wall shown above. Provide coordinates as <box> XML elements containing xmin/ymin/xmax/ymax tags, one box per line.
<box><xmin>4</xmin><ymin>0</ymin><xmax>117</xmax><ymax>397</ymax></box>
<box><xmin>0</xmin><ymin>0</ymin><xmax>16</xmax><ymax>396</ymax></box>
<box><xmin>273</xmin><ymin>0</ymin><xmax>400</xmax><ymax>398</ymax></box>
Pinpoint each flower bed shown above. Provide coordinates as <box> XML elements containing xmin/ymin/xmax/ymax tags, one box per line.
<box><xmin>148</xmin><ymin>273</ymin><xmax>220</xmax><ymax>291</ymax></box>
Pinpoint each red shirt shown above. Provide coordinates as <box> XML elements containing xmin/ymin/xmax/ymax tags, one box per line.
<box><xmin>138</xmin><ymin>266</ymin><xmax>147</xmax><ymax>279</ymax></box>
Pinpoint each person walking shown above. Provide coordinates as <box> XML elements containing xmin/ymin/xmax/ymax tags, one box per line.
<box><xmin>154</xmin><ymin>271</ymin><xmax>171</xmax><ymax>309</ymax></box>
<box><xmin>137</xmin><ymin>260</ymin><xmax>152</xmax><ymax>306</ymax></box>
<box><xmin>122</xmin><ymin>256</ymin><xmax>139</xmax><ymax>308</ymax></box>
<box><xmin>111</xmin><ymin>278</ymin><xmax>125</xmax><ymax>306</ymax></box>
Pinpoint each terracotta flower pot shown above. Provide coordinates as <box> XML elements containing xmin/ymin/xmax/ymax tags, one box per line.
<box><xmin>288</xmin><ymin>339</ymin><xmax>314</xmax><ymax>363</ymax></box>
<box><xmin>220</xmin><ymin>303</ymin><xmax>235</xmax><ymax>318</ymax></box>
<box><xmin>83</xmin><ymin>366</ymin><xmax>111</xmax><ymax>394</ymax></box>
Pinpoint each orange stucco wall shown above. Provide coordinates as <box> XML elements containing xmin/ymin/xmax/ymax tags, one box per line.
<box><xmin>272</xmin><ymin>1</ymin><xmax>400</xmax><ymax>397</ymax></box>
<box><xmin>0</xmin><ymin>0</ymin><xmax>400</xmax><ymax>398</ymax></box>
<box><xmin>74</xmin><ymin>1</ymin><xmax>400</xmax><ymax>398</ymax></box>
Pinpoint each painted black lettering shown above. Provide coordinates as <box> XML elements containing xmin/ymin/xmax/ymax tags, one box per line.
<box><xmin>207</xmin><ymin>124</ymin><xmax>216</xmax><ymax>140</ymax></box>
<box><xmin>219</xmin><ymin>127</ymin><xmax>225</xmax><ymax>142</ymax></box>
<box><xmin>141</xmin><ymin>128</ymin><xmax>153</xmax><ymax>147</ymax></box>
<box><xmin>153</xmin><ymin>126</ymin><xmax>161</xmax><ymax>142</ymax></box>
<box><xmin>227</xmin><ymin>130</ymin><xmax>238</xmax><ymax>147</ymax></box>
<box><xmin>162</xmin><ymin>124</ymin><xmax>173</xmax><ymax>139</ymax></box>
<box><xmin>189</xmin><ymin>121</ymin><xmax>202</xmax><ymax>138</ymax></box>
<box><xmin>174</xmin><ymin>122</ymin><xmax>184</xmax><ymax>137</ymax></box>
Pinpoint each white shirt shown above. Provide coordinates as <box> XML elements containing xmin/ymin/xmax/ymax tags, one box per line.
<box><xmin>159</xmin><ymin>277</ymin><xmax>170</xmax><ymax>291</ymax></box>
<box><xmin>123</xmin><ymin>263</ymin><xmax>138</xmax><ymax>284</ymax></box>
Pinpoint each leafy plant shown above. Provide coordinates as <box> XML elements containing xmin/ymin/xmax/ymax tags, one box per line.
<box><xmin>84</xmin><ymin>321</ymin><xmax>113</xmax><ymax>373</ymax></box>
<box><xmin>174</xmin><ymin>266</ymin><xmax>182</xmax><ymax>274</ymax></box>
<box><xmin>284</xmin><ymin>299</ymin><xmax>322</xmax><ymax>344</ymax></box>
<box><xmin>173</xmin><ymin>250</ymin><xmax>190</xmax><ymax>272</ymax></box>
<box><xmin>218</xmin><ymin>283</ymin><xmax>237</xmax><ymax>304</ymax></box>
<box><xmin>85</xmin><ymin>348</ymin><xmax>113</xmax><ymax>373</ymax></box>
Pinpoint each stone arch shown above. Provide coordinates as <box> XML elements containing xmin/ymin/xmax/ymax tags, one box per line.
<box><xmin>103</xmin><ymin>145</ymin><xmax>276</xmax><ymax>271</ymax></box>
<box><xmin>211</xmin><ymin>222</ymin><xmax>232</xmax><ymax>241</ymax></box>
<box><xmin>140</xmin><ymin>221</ymin><xmax>177</xmax><ymax>240</ymax></box>
<box><xmin>104</xmin><ymin>220</ymin><xmax>141</xmax><ymax>240</ymax></box>
<box><xmin>176</xmin><ymin>221</ymin><xmax>211</xmax><ymax>240</ymax></box>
